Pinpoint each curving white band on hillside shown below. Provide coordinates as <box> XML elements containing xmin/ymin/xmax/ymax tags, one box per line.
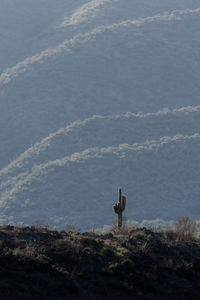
<box><xmin>0</xmin><ymin>8</ymin><xmax>200</xmax><ymax>86</ymax></box>
<box><xmin>61</xmin><ymin>0</ymin><xmax>119</xmax><ymax>27</ymax></box>
<box><xmin>0</xmin><ymin>105</ymin><xmax>200</xmax><ymax>179</ymax></box>
<box><xmin>0</xmin><ymin>133</ymin><xmax>200</xmax><ymax>206</ymax></box>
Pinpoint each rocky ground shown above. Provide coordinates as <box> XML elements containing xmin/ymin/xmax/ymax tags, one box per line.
<box><xmin>0</xmin><ymin>225</ymin><xmax>199</xmax><ymax>299</ymax></box>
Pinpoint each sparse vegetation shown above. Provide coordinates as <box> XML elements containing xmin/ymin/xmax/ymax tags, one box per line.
<box><xmin>0</xmin><ymin>220</ymin><xmax>199</xmax><ymax>299</ymax></box>
<box><xmin>173</xmin><ymin>216</ymin><xmax>199</xmax><ymax>241</ymax></box>
<box><xmin>100</xmin><ymin>247</ymin><xmax>116</xmax><ymax>257</ymax></box>
<box><xmin>64</xmin><ymin>222</ymin><xmax>80</xmax><ymax>233</ymax></box>
<box><xmin>110</xmin><ymin>217</ymin><xmax>135</xmax><ymax>236</ymax></box>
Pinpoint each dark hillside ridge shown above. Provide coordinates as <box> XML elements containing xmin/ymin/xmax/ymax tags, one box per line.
<box><xmin>0</xmin><ymin>225</ymin><xmax>200</xmax><ymax>299</ymax></box>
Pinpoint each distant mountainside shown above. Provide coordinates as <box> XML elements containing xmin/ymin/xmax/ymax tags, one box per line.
<box><xmin>0</xmin><ymin>0</ymin><xmax>200</xmax><ymax>229</ymax></box>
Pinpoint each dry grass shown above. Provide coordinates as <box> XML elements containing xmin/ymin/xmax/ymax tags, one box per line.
<box><xmin>173</xmin><ymin>216</ymin><xmax>199</xmax><ymax>241</ymax></box>
<box><xmin>64</xmin><ymin>222</ymin><xmax>79</xmax><ymax>233</ymax></box>
<box><xmin>33</xmin><ymin>220</ymin><xmax>50</xmax><ymax>231</ymax></box>
<box><xmin>110</xmin><ymin>218</ymin><xmax>135</xmax><ymax>236</ymax></box>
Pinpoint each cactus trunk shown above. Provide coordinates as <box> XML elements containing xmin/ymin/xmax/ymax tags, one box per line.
<box><xmin>118</xmin><ymin>189</ymin><xmax>122</xmax><ymax>228</ymax></box>
<box><xmin>118</xmin><ymin>212</ymin><xmax>122</xmax><ymax>228</ymax></box>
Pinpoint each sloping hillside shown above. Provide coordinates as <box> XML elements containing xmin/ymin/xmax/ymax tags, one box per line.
<box><xmin>0</xmin><ymin>225</ymin><xmax>200</xmax><ymax>299</ymax></box>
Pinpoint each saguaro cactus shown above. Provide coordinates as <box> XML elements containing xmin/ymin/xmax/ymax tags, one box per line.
<box><xmin>113</xmin><ymin>188</ymin><xmax>126</xmax><ymax>228</ymax></box>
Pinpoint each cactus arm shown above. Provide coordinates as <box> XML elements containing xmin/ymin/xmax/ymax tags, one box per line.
<box><xmin>118</xmin><ymin>188</ymin><xmax>122</xmax><ymax>204</ymax></box>
<box><xmin>121</xmin><ymin>196</ymin><xmax>126</xmax><ymax>211</ymax></box>
<box><xmin>113</xmin><ymin>203</ymin><xmax>119</xmax><ymax>214</ymax></box>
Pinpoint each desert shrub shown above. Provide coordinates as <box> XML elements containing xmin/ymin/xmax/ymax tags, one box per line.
<box><xmin>141</xmin><ymin>240</ymin><xmax>154</xmax><ymax>254</ymax></box>
<box><xmin>64</xmin><ymin>223</ymin><xmax>79</xmax><ymax>233</ymax></box>
<box><xmin>33</xmin><ymin>220</ymin><xmax>50</xmax><ymax>231</ymax></box>
<box><xmin>173</xmin><ymin>216</ymin><xmax>199</xmax><ymax>241</ymax></box>
<box><xmin>162</xmin><ymin>229</ymin><xmax>177</xmax><ymax>240</ymax></box>
<box><xmin>100</xmin><ymin>247</ymin><xmax>116</xmax><ymax>257</ymax></box>
<box><xmin>92</xmin><ymin>225</ymin><xmax>111</xmax><ymax>235</ymax></box>
<box><xmin>15</xmin><ymin>222</ymin><xmax>26</xmax><ymax>229</ymax></box>
<box><xmin>37</xmin><ymin>254</ymin><xmax>49</xmax><ymax>263</ymax></box>
<box><xmin>129</xmin><ymin>229</ymin><xmax>146</xmax><ymax>240</ymax></box>
<box><xmin>82</xmin><ymin>247</ymin><xmax>93</xmax><ymax>255</ymax></box>
<box><xmin>140</xmin><ymin>219</ymin><xmax>174</xmax><ymax>230</ymax></box>
<box><xmin>54</xmin><ymin>238</ymin><xmax>82</xmax><ymax>256</ymax></box>
<box><xmin>120</xmin><ymin>241</ymin><xmax>128</xmax><ymax>247</ymax></box>
<box><xmin>12</xmin><ymin>245</ymin><xmax>36</xmax><ymax>257</ymax></box>
<box><xmin>111</xmin><ymin>218</ymin><xmax>134</xmax><ymax>235</ymax></box>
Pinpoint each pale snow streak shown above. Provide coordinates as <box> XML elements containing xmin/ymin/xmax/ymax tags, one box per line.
<box><xmin>0</xmin><ymin>105</ymin><xmax>200</xmax><ymax>180</ymax></box>
<box><xmin>1</xmin><ymin>133</ymin><xmax>200</xmax><ymax>206</ymax></box>
<box><xmin>0</xmin><ymin>8</ymin><xmax>200</xmax><ymax>85</ymax></box>
<box><xmin>61</xmin><ymin>0</ymin><xmax>118</xmax><ymax>27</ymax></box>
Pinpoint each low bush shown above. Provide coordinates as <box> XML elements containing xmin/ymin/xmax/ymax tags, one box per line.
<box><xmin>100</xmin><ymin>247</ymin><xmax>116</xmax><ymax>257</ymax></box>
<box><xmin>173</xmin><ymin>216</ymin><xmax>199</xmax><ymax>241</ymax></box>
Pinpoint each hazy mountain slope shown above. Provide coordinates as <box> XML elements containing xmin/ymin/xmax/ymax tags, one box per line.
<box><xmin>0</xmin><ymin>0</ymin><xmax>200</xmax><ymax>228</ymax></box>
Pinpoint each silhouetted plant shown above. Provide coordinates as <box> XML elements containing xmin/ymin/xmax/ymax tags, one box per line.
<box><xmin>100</xmin><ymin>247</ymin><xmax>116</xmax><ymax>257</ymax></box>
<box><xmin>162</xmin><ymin>229</ymin><xmax>177</xmax><ymax>240</ymax></box>
<box><xmin>173</xmin><ymin>216</ymin><xmax>198</xmax><ymax>241</ymax></box>
<box><xmin>33</xmin><ymin>220</ymin><xmax>50</xmax><ymax>231</ymax></box>
<box><xmin>64</xmin><ymin>222</ymin><xmax>79</xmax><ymax>233</ymax></box>
<box><xmin>54</xmin><ymin>238</ymin><xmax>82</xmax><ymax>256</ymax></box>
<box><xmin>113</xmin><ymin>188</ymin><xmax>126</xmax><ymax>228</ymax></box>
